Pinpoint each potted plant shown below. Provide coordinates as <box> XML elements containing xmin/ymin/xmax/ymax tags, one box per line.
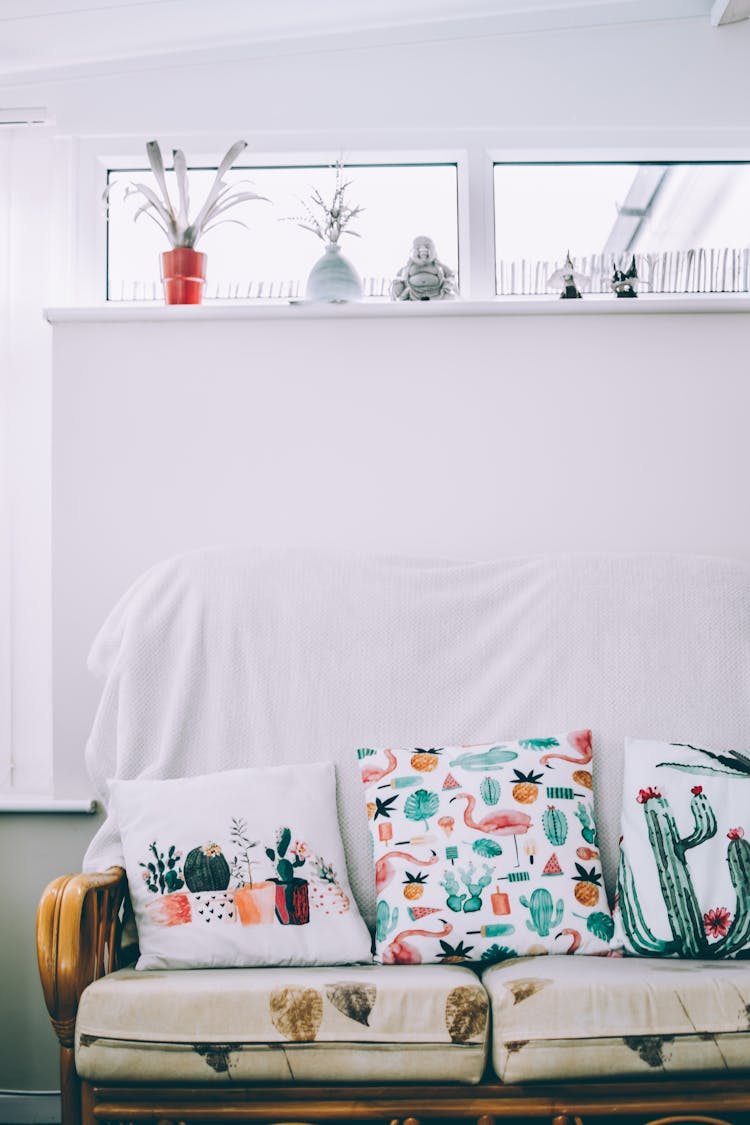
<box><xmin>113</xmin><ymin>139</ymin><xmax>268</xmax><ymax>305</ymax></box>
<box><xmin>289</xmin><ymin>162</ymin><xmax>364</xmax><ymax>302</ymax></box>
<box><xmin>266</xmin><ymin>827</ymin><xmax>310</xmax><ymax>925</ymax></box>
<box><xmin>229</xmin><ymin>817</ymin><xmax>275</xmax><ymax>926</ymax></box>
<box><xmin>139</xmin><ymin>840</ymin><xmax>192</xmax><ymax>926</ymax></box>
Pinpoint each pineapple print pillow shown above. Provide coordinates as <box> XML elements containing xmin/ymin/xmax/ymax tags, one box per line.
<box><xmin>360</xmin><ymin>730</ymin><xmax>617</xmax><ymax>966</ymax></box>
<box><xmin>614</xmin><ymin>737</ymin><xmax>750</xmax><ymax>958</ymax></box>
<box><xmin>111</xmin><ymin>762</ymin><xmax>372</xmax><ymax>970</ymax></box>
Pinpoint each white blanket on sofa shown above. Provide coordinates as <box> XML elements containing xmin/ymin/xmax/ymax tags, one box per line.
<box><xmin>83</xmin><ymin>547</ymin><xmax>750</xmax><ymax>926</ymax></box>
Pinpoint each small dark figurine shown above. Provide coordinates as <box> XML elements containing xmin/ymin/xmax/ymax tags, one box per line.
<box><xmin>547</xmin><ymin>251</ymin><xmax>588</xmax><ymax>299</ymax></box>
<box><xmin>612</xmin><ymin>255</ymin><xmax>639</xmax><ymax>298</ymax></box>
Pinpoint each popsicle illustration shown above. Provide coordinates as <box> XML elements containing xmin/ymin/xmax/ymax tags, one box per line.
<box><xmin>446</xmin><ymin>845</ymin><xmax>459</xmax><ymax>865</ymax></box>
<box><xmin>378</xmin><ymin>822</ymin><xmax>393</xmax><ymax>843</ymax></box>
<box><xmin>467</xmin><ymin>923</ymin><xmax>516</xmax><ymax>937</ymax></box>
<box><xmin>396</xmin><ymin>834</ymin><xmax>437</xmax><ymax>847</ymax></box>
<box><xmin>378</xmin><ymin>776</ymin><xmax>421</xmax><ymax>790</ymax></box>
<box><xmin>491</xmin><ymin>886</ymin><xmax>511</xmax><ymax>915</ymax></box>
<box><xmin>497</xmin><ymin>870</ymin><xmax>530</xmax><ymax>883</ymax></box>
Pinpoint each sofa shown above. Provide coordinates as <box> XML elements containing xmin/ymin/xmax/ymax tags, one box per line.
<box><xmin>37</xmin><ymin>548</ymin><xmax>750</xmax><ymax>1125</ymax></box>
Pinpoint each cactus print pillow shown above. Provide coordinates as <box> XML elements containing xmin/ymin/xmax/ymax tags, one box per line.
<box><xmin>359</xmin><ymin>730</ymin><xmax>616</xmax><ymax>966</ymax></box>
<box><xmin>110</xmin><ymin>763</ymin><xmax>372</xmax><ymax>970</ymax></box>
<box><xmin>614</xmin><ymin>737</ymin><xmax>750</xmax><ymax>959</ymax></box>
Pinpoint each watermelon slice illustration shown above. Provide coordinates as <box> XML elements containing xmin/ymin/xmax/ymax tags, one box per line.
<box><xmin>442</xmin><ymin>772</ymin><xmax>460</xmax><ymax>790</ymax></box>
<box><xmin>408</xmin><ymin>905</ymin><xmax>442</xmax><ymax>921</ymax></box>
<box><xmin>542</xmin><ymin>852</ymin><xmax>563</xmax><ymax>876</ymax></box>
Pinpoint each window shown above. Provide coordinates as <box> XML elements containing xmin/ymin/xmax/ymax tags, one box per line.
<box><xmin>106</xmin><ymin>161</ymin><xmax>459</xmax><ymax>301</ymax></box>
<box><xmin>493</xmin><ymin>162</ymin><xmax>750</xmax><ymax>296</ymax></box>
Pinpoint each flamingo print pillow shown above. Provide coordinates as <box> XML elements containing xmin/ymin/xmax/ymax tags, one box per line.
<box><xmin>360</xmin><ymin>730</ymin><xmax>617</xmax><ymax>965</ymax></box>
<box><xmin>614</xmin><ymin>737</ymin><xmax>750</xmax><ymax>958</ymax></box>
<box><xmin>111</xmin><ymin>763</ymin><xmax>372</xmax><ymax>970</ymax></box>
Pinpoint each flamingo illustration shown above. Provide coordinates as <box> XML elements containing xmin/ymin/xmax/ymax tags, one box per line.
<box><xmin>383</xmin><ymin>920</ymin><xmax>453</xmax><ymax>964</ymax></box>
<box><xmin>375</xmin><ymin>849</ymin><xmax>438</xmax><ymax>895</ymax></box>
<box><xmin>554</xmin><ymin>928</ymin><xmax>582</xmax><ymax>954</ymax></box>
<box><xmin>540</xmin><ymin>729</ymin><xmax>593</xmax><ymax>767</ymax></box>
<box><xmin>361</xmin><ymin>748</ymin><xmax>398</xmax><ymax>785</ymax></box>
<box><xmin>450</xmin><ymin>793</ymin><xmax>531</xmax><ymax>865</ymax></box>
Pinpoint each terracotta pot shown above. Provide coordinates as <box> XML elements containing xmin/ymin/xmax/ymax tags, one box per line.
<box><xmin>145</xmin><ymin>891</ymin><xmax>191</xmax><ymax>927</ymax></box>
<box><xmin>160</xmin><ymin>247</ymin><xmax>206</xmax><ymax>305</ymax></box>
<box><xmin>274</xmin><ymin>879</ymin><xmax>310</xmax><ymax>925</ymax></box>
<box><xmin>235</xmin><ymin>881</ymin><xmax>276</xmax><ymax>926</ymax></box>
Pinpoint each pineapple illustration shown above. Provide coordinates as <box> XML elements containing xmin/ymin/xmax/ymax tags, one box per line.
<box><xmin>411</xmin><ymin>748</ymin><xmax>442</xmax><ymax>772</ymax></box>
<box><xmin>572</xmin><ymin>769</ymin><xmax>593</xmax><ymax>790</ymax></box>
<box><xmin>436</xmin><ymin>939</ymin><xmax>474</xmax><ymax>963</ymax></box>
<box><xmin>403</xmin><ymin>871</ymin><xmax>429</xmax><ymax>900</ymax></box>
<box><xmin>511</xmin><ymin>768</ymin><xmax>544</xmax><ymax>804</ymax></box>
<box><xmin>572</xmin><ymin>863</ymin><xmax>602</xmax><ymax>906</ymax></box>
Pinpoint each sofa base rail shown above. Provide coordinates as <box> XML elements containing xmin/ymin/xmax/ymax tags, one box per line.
<box><xmin>80</xmin><ymin>1076</ymin><xmax>750</xmax><ymax>1125</ymax></box>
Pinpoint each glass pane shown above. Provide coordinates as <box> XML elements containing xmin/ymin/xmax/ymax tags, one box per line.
<box><xmin>107</xmin><ymin>162</ymin><xmax>459</xmax><ymax>301</ymax></box>
<box><xmin>494</xmin><ymin>162</ymin><xmax>750</xmax><ymax>296</ymax></box>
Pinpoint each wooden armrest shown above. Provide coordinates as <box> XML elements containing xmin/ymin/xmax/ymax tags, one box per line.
<box><xmin>36</xmin><ymin>867</ymin><xmax>126</xmax><ymax>1048</ymax></box>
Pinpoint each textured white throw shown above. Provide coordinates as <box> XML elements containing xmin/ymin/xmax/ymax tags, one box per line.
<box><xmin>83</xmin><ymin>548</ymin><xmax>750</xmax><ymax>927</ymax></box>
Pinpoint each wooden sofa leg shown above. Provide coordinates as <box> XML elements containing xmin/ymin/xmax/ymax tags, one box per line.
<box><xmin>478</xmin><ymin>1116</ymin><xmax>496</xmax><ymax>1125</ymax></box>
<box><xmin>60</xmin><ymin>1044</ymin><xmax>81</xmax><ymax>1125</ymax></box>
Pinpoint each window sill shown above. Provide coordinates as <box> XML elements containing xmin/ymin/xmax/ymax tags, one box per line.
<box><xmin>0</xmin><ymin>796</ymin><xmax>98</xmax><ymax>814</ymax></box>
<box><xmin>44</xmin><ymin>293</ymin><xmax>750</xmax><ymax>324</ymax></box>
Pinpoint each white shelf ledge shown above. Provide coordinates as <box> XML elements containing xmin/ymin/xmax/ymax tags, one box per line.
<box><xmin>44</xmin><ymin>293</ymin><xmax>750</xmax><ymax>324</ymax></box>
<box><xmin>0</xmin><ymin>796</ymin><xmax>98</xmax><ymax>814</ymax></box>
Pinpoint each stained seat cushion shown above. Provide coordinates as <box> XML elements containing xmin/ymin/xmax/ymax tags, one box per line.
<box><xmin>76</xmin><ymin>964</ymin><xmax>489</xmax><ymax>1084</ymax></box>
<box><xmin>483</xmin><ymin>954</ymin><xmax>750</xmax><ymax>1082</ymax></box>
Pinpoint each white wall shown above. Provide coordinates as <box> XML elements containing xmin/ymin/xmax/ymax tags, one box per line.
<box><xmin>51</xmin><ymin>304</ymin><xmax>750</xmax><ymax>795</ymax></box>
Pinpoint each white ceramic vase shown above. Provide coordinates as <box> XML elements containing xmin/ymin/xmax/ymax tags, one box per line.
<box><xmin>305</xmin><ymin>242</ymin><xmax>363</xmax><ymax>302</ymax></box>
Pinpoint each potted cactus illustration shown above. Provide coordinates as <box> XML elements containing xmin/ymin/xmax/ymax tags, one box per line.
<box><xmin>183</xmin><ymin>842</ymin><xmax>236</xmax><ymax>925</ymax></box>
<box><xmin>230</xmin><ymin>817</ymin><xmax>275</xmax><ymax>926</ymax></box>
<box><xmin>308</xmin><ymin>855</ymin><xmax>351</xmax><ymax>916</ymax></box>
<box><xmin>376</xmin><ymin>900</ymin><xmax>400</xmax><ymax>943</ymax></box>
<box><xmin>618</xmin><ymin>786</ymin><xmax>750</xmax><ymax>958</ymax></box>
<box><xmin>140</xmin><ymin>841</ymin><xmax>191</xmax><ymax>926</ymax></box>
<box><xmin>267</xmin><ymin>827</ymin><xmax>310</xmax><ymax>925</ymax></box>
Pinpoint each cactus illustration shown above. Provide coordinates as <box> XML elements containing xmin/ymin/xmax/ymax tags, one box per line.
<box><xmin>542</xmin><ymin>805</ymin><xmax>568</xmax><ymax>846</ymax></box>
<box><xmin>441</xmin><ymin>863</ymin><xmax>493</xmax><ymax>913</ymax></box>
<box><xmin>183</xmin><ymin>843</ymin><xmax>230</xmax><ymax>892</ymax></box>
<box><xmin>140</xmin><ymin>841</ymin><xmax>184</xmax><ymax>895</ymax></box>
<box><xmin>520</xmin><ymin>887</ymin><xmax>564</xmax><ymax>936</ymax></box>
<box><xmin>617</xmin><ymin>786</ymin><xmax>750</xmax><ymax>958</ymax></box>
<box><xmin>375</xmin><ymin>900</ymin><xmax>399</xmax><ymax>942</ymax></box>
<box><xmin>448</xmin><ymin>746</ymin><xmax>518</xmax><ymax>771</ymax></box>
<box><xmin>480</xmin><ymin>777</ymin><xmax>501</xmax><ymax>806</ymax></box>
<box><xmin>575</xmin><ymin>801</ymin><xmax>598</xmax><ymax>846</ymax></box>
<box><xmin>266</xmin><ymin>827</ymin><xmax>307</xmax><ymax>884</ymax></box>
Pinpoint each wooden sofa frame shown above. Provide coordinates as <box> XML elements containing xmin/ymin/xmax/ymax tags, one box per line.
<box><xmin>38</xmin><ymin>867</ymin><xmax>750</xmax><ymax>1125</ymax></box>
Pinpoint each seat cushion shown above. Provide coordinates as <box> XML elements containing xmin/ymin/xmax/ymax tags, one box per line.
<box><xmin>483</xmin><ymin>954</ymin><xmax>750</xmax><ymax>1082</ymax></box>
<box><xmin>76</xmin><ymin>964</ymin><xmax>489</xmax><ymax>1084</ymax></box>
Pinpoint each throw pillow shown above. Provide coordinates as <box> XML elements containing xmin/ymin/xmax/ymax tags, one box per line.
<box><xmin>614</xmin><ymin>737</ymin><xmax>750</xmax><ymax>959</ymax></box>
<box><xmin>359</xmin><ymin>730</ymin><xmax>616</xmax><ymax>966</ymax></box>
<box><xmin>111</xmin><ymin>763</ymin><xmax>372</xmax><ymax>970</ymax></box>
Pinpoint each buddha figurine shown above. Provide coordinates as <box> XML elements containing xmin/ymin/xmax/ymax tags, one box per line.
<box><xmin>390</xmin><ymin>235</ymin><xmax>458</xmax><ymax>301</ymax></box>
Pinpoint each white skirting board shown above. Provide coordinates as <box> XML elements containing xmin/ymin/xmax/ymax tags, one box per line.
<box><xmin>0</xmin><ymin>1094</ymin><xmax>60</xmax><ymax>1124</ymax></box>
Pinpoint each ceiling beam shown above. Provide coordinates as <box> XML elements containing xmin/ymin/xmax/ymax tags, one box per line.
<box><xmin>710</xmin><ymin>0</ymin><xmax>750</xmax><ymax>25</ymax></box>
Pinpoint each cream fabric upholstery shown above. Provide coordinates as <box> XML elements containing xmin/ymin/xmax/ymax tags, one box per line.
<box><xmin>76</xmin><ymin>964</ymin><xmax>489</xmax><ymax>1083</ymax></box>
<box><xmin>483</xmin><ymin>954</ymin><xmax>750</xmax><ymax>1082</ymax></box>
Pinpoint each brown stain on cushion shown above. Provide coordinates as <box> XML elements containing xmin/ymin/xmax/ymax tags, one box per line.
<box><xmin>445</xmin><ymin>985</ymin><xmax>489</xmax><ymax>1043</ymax></box>
<box><xmin>325</xmin><ymin>982</ymin><xmax>377</xmax><ymax>1026</ymax></box>
<box><xmin>623</xmin><ymin>1035</ymin><xmax>674</xmax><ymax>1068</ymax></box>
<box><xmin>270</xmin><ymin>986</ymin><xmax>324</xmax><ymax>1041</ymax></box>
<box><xmin>503</xmin><ymin>978</ymin><xmax>552</xmax><ymax>1006</ymax></box>
<box><xmin>193</xmin><ymin>1043</ymin><xmax>233</xmax><ymax>1073</ymax></box>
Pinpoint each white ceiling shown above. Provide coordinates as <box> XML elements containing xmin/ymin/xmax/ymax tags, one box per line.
<box><xmin>0</xmin><ymin>0</ymin><xmax>745</xmax><ymax>81</ymax></box>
